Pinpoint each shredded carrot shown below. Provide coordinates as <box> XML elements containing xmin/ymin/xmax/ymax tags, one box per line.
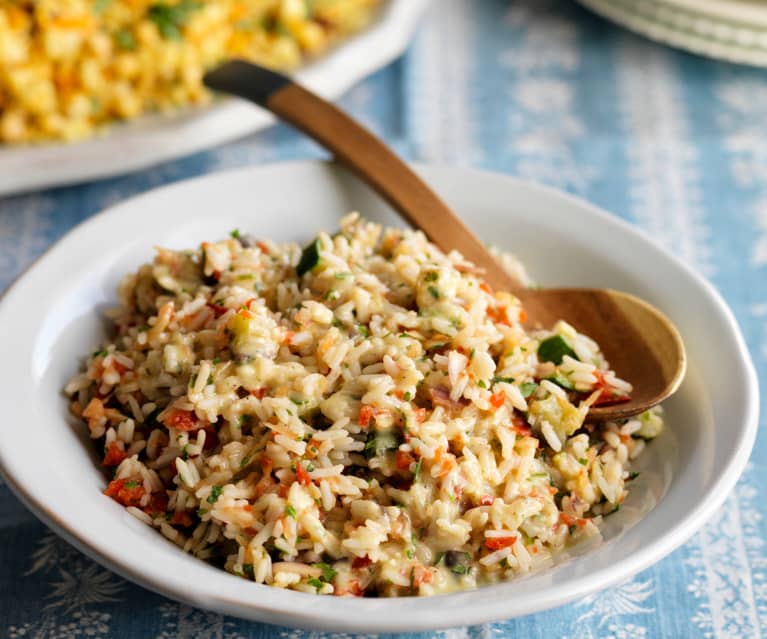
<box><xmin>479</xmin><ymin>282</ymin><xmax>493</xmax><ymax>295</ymax></box>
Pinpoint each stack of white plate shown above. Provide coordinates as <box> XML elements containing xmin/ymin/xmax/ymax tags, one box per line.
<box><xmin>576</xmin><ymin>0</ymin><xmax>767</xmax><ymax>66</ymax></box>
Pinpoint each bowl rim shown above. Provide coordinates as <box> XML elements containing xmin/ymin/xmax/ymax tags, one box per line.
<box><xmin>0</xmin><ymin>160</ymin><xmax>759</xmax><ymax>632</ymax></box>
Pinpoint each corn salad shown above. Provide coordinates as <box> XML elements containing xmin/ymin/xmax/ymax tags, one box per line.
<box><xmin>0</xmin><ymin>0</ymin><xmax>380</xmax><ymax>143</ymax></box>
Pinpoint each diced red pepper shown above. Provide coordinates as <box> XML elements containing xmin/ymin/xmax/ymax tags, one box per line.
<box><xmin>352</xmin><ymin>555</ymin><xmax>372</xmax><ymax>570</ymax></box>
<box><xmin>358</xmin><ymin>404</ymin><xmax>376</xmax><ymax>427</ymax></box>
<box><xmin>251</xmin><ymin>387</ymin><xmax>267</xmax><ymax>399</ymax></box>
<box><xmin>489</xmin><ymin>392</ymin><xmax>505</xmax><ymax>410</ymax></box>
<box><xmin>395</xmin><ymin>450</ymin><xmax>415</xmax><ymax>471</ymax></box>
<box><xmin>479</xmin><ymin>494</ymin><xmax>495</xmax><ymax>506</ymax></box>
<box><xmin>102</xmin><ymin>441</ymin><xmax>127</xmax><ymax>467</ymax></box>
<box><xmin>592</xmin><ymin>390</ymin><xmax>632</xmax><ymax>407</ymax></box>
<box><xmin>207</xmin><ymin>303</ymin><xmax>228</xmax><ymax>318</ymax></box>
<box><xmin>411</xmin><ymin>565</ymin><xmax>434</xmax><ymax>587</ymax></box>
<box><xmin>295</xmin><ymin>463</ymin><xmax>311</xmax><ymax>486</ymax></box>
<box><xmin>200</xmin><ymin>425</ymin><xmax>219</xmax><ymax>451</ymax></box>
<box><xmin>171</xmin><ymin>511</ymin><xmax>194</xmax><ymax>527</ymax></box>
<box><xmin>163</xmin><ymin>409</ymin><xmax>199</xmax><ymax>431</ymax></box>
<box><xmin>510</xmin><ymin>416</ymin><xmax>531</xmax><ymax>436</ymax></box>
<box><xmin>144</xmin><ymin>491</ymin><xmax>169</xmax><ymax>517</ymax></box>
<box><xmin>104</xmin><ymin>477</ymin><xmax>146</xmax><ymax>507</ymax></box>
<box><xmin>485</xmin><ymin>535</ymin><xmax>517</xmax><ymax>551</ymax></box>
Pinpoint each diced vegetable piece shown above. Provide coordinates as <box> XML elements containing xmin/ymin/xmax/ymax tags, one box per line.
<box><xmin>296</xmin><ymin>239</ymin><xmax>321</xmax><ymax>277</ymax></box>
<box><xmin>444</xmin><ymin>550</ymin><xmax>471</xmax><ymax>575</ymax></box>
<box><xmin>519</xmin><ymin>382</ymin><xmax>537</xmax><ymax>398</ymax></box>
<box><xmin>546</xmin><ymin>372</ymin><xmax>575</xmax><ymax>391</ymax></box>
<box><xmin>363</xmin><ymin>430</ymin><xmax>401</xmax><ymax>459</ymax></box>
<box><xmin>537</xmin><ymin>335</ymin><xmax>578</xmax><ymax>365</ymax></box>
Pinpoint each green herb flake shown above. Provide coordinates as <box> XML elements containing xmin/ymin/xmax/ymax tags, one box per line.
<box><xmin>628</xmin><ymin>471</ymin><xmax>640</xmax><ymax>480</ymax></box>
<box><xmin>296</xmin><ymin>238</ymin><xmax>321</xmax><ymax>277</ymax></box>
<box><xmin>578</xmin><ymin>458</ymin><xmax>588</xmax><ymax>466</ymax></box>
<box><xmin>427</xmin><ymin>285</ymin><xmax>440</xmax><ymax>300</ymax></box>
<box><xmin>123</xmin><ymin>480</ymin><xmax>139</xmax><ymax>489</ymax></box>
<box><xmin>243</xmin><ymin>563</ymin><xmax>254</xmax><ymax>577</ymax></box>
<box><xmin>406</xmin><ymin>547</ymin><xmax>415</xmax><ymax>559</ymax></box>
<box><xmin>519</xmin><ymin>382</ymin><xmax>538</xmax><ymax>398</ymax></box>
<box><xmin>491</xmin><ymin>376</ymin><xmax>515</xmax><ymax>385</ymax></box>
<box><xmin>434</xmin><ymin>552</ymin><xmax>445</xmax><ymax>566</ymax></box>
<box><xmin>413</xmin><ymin>458</ymin><xmax>422</xmax><ymax>481</ymax></box>
<box><xmin>547</xmin><ymin>372</ymin><xmax>575</xmax><ymax>391</ymax></box>
<box><xmin>147</xmin><ymin>1</ymin><xmax>202</xmax><ymax>40</ymax></box>
<box><xmin>424</xmin><ymin>271</ymin><xmax>439</xmax><ymax>282</ymax></box>
<box><xmin>307</xmin><ymin>577</ymin><xmax>324</xmax><ymax>590</ymax></box>
<box><xmin>207</xmin><ymin>485</ymin><xmax>223</xmax><ymax>504</ymax></box>
<box><xmin>285</xmin><ymin>504</ymin><xmax>297</xmax><ymax>519</ymax></box>
<box><xmin>537</xmin><ymin>335</ymin><xmax>578</xmax><ymax>365</ymax></box>
<box><xmin>334</xmin><ymin>271</ymin><xmax>352</xmax><ymax>280</ymax></box>
<box><xmin>403</xmin><ymin>391</ymin><xmax>412</xmax><ymax>401</ymax></box>
<box><xmin>230</xmin><ymin>228</ymin><xmax>240</xmax><ymax>239</ymax></box>
<box><xmin>477</xmin><ymin>379</ymin><xmax>487</xmax><ymax>389</ymax></box>
<box><xmin>314</xmin><ymin>562</ymin><xmax>338</xmax><ymax>582</ymax></box>
<box><xmin>196</xmin><ymin>508</ymin><xmax>207</xmax><ymax>517</ymax></box>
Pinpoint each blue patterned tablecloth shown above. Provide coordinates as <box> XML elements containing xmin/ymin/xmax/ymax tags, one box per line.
<box><xmin>1</xmin><ymin>1</ymin><xmax>766</xmax><ymax>637</ymax></box>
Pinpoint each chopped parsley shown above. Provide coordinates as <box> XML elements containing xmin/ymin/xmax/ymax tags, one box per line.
<box><xmin>207</xmin><ymin>485</ymin><xmax>223</xmax><ymax>504</ymax></box>
<box><xmin>285</xmin><ymin>504</ymin><xmax>297</xmax><ymax>519</ymax></box>
<box><xmin>427</xmin><ymin>285</ymin><xmax>440</xmax><ymax>300</ymax></box>
<box><xmin>313</xmin><ymin>562</ymin><xmax>338</xmax><ymax>582</ymax></box>
<box><xmin>537</xmin><ymin>335</ymin><xmax>578</xmax><ymax>365</ymax></box>
<box><xmin>230</xmin><ymin>228</ymin><xmax>240</xmax><ymax>239</ymax></box>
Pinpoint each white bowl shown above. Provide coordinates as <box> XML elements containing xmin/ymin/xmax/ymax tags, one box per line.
<box><xmin>0</xmin><ymin>161</ymin><xmax>758</xmax><ymax>633</ymax></box>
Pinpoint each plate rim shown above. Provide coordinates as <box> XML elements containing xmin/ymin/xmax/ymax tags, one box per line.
<box><xmin>577</xmin><ymin>0</ymin><xmax>767</xmax><ymax>67</ymax></box>
<box><xmin>0</xmin><ymin>160</ymin><xmax>759</xmax><ymax>632</ymax></box>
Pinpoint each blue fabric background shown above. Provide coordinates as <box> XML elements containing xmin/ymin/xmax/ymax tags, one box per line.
<box><xmin>1</xmin><ymin>1</ymin><xmax>765</xmax><ymax>637</ymax></box>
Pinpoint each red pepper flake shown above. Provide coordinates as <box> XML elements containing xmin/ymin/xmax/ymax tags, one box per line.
<box><xmin>485</xmin><ymin>535</ymin><xmax>517</xmax><ymax>551</ymax></box>
<box><xmin>251</xmin><ymin>388</ymin><xmax>267</xmax><ymax>400</ymax></box>
<box><xmin>102</xmin><ymin>441</ymin><xmax>127</xmax><ymax>467</ymax></box>
<box><xmin>104</xmin><ymin>477</ymin><xmax>146</xmax><ymax>507</ymax></box>
<box><xmin>163</xmin><ymin>409</ymin><xmax>200</xmax><ymax>432</ymax></box>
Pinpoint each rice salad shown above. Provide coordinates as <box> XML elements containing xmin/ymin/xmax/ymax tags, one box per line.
<box><xmin>65</xmin><ymin>213</ymin><xmax>664</xmax><ymax>597</ymax></box>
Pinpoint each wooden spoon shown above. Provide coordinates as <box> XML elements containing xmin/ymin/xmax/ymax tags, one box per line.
<box><xmin>204</xmin><ymin>60</ymin><xmax>686</xmax><ymax>421</ymax></box>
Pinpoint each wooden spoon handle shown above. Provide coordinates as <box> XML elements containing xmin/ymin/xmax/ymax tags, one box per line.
<box><xmin>204</xmin><ymin>60</ymin><xmax>521</xmax><ymax>295</ymax></box>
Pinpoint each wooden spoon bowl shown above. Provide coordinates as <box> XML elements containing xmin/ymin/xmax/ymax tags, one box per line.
<box><xmin>204</xmin><ymin>60</ymin><xmax>686</xmax><ymax>421</ymax></box>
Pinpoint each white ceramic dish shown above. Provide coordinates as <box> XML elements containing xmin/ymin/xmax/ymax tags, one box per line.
<box><xmin>577</xmin><ymin>0</ymin><xmax>767</xmax><ymax>67</ymax></box>
<box><xmin>0</xmin><ymin>162</ymin><xmax>758</xmax><ymax>633</ymax></box>
<box><xmin>0</xmin><ymin>0</ymin><xmax>429</xmax><ymax>197</ymax></box>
